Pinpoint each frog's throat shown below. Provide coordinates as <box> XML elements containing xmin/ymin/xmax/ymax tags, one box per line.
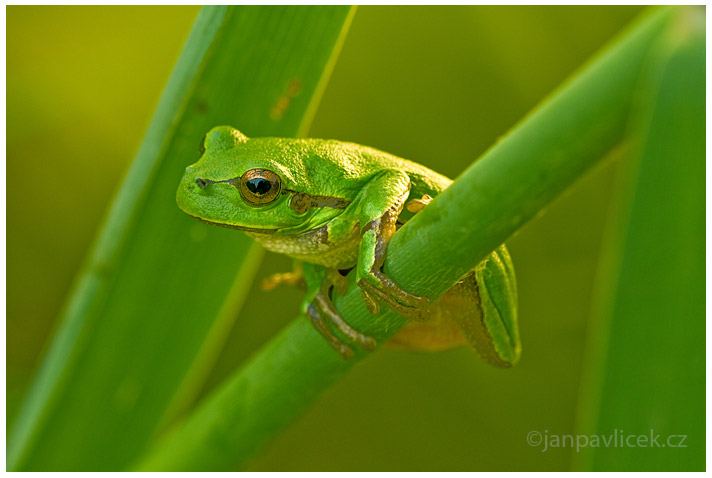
<box><xmin>186</xmin><ymin>213</ymin><xmax>278</xmax><ymax>234</ymax></box>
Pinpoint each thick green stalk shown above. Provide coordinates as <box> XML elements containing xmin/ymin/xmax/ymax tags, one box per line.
<box><xmin>136</xmin><ymin>7</ymin><xmax>673</xmax><ymax>471</ymax></box>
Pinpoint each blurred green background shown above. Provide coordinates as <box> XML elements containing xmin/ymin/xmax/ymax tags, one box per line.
<box><xmin>7</xmin><ymin>5</ymin><xmax>658</xmax><ymax>471</ymax></box>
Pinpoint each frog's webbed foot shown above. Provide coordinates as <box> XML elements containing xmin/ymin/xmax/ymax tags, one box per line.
<box><xmin>306</xmin><ymin>287</ymin><xmax>377</xmax><ymax>359</ymax></box>
<box><xmin>261</xmin><ymin>262</ymin><xmax>305</xmax><ymax>291</ymax></box>
<box><xmin>358</xmin><ymin>272</ymin><xmax>429</xmax><ymax>321</ymax></box>
<box><xmin>302</xmin><ymin>265</ymin><xmax>377</xmax><ymax>359</ymax></box>
<box><xmin>405</xmin><ymin>194</ymin><xmax>432</xmax><ymax>213</ymax></box>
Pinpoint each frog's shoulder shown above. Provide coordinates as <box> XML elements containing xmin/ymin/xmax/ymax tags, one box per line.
<box><xmin>311</xmin><ymin>138</ymin><xmax>454</xmax><ymax>194</ymax></box>
<box><xmin>303</xmin><ymin>139</ymin><xmax>430</xmax><ymax>174</ymax></box>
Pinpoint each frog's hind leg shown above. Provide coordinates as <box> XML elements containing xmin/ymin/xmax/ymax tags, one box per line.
<box><xmin>389</xmin><ymin>246</ymin><xmax>520</xmax><ymax>367</ymax></box>
<box><xmin>463</xmin><ymin>246</ymin><xmax>520</xmax><ymax>367</ymax></box>
<box><xmin>387</xmin><ymin>302</ymin><xmax>468</xmax><ymax>351</ymax></box>
<box><xmin>387</xmin><ymin>276</ymin><xmax>472</xmax><ymax>352</ymax></box>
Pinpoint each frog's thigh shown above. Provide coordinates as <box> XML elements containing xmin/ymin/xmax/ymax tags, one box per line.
<box><xmin>390</xmin><ymin>260</ymin><xmax>518</xmax><ymax>366</ymax></box>
<box><xmin>387</xmin><ymin>313</ymin><xmax>467</xmax><ymax>351</ymax></box>
<box><xmin>387</xmin><ymin>278</ymin><xmax>474</xmax><ymax>351</ymax></box>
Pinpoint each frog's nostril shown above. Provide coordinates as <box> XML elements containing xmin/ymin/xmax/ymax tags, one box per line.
<box><xmin>196</xmin><ymin>177</ymin><xmax>208</xmax><ymax>189</ymax></box>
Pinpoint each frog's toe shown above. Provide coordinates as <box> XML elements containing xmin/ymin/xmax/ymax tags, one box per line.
<box><xmin>360</xmin><ymin>288</ymin><xmax>381</xmax><ymax>315</ymax></box>
<box><xmin>306</xmin><ymin>304</ymin><xmax>355</xmax><ymax>359</ymax></box>
<box><xmin>305</xmin><ymin>289</ymin><xmax>378</xmax><ymax>358</ymax></box>
<box><xmin>358</xmin><ymin>277</ymin><xmax>429</xmax><ymax>322</ymax></box>
<box><xmin>261</xmin><ymin>271</ymin><xmax>304</xmax><ymax>291</ymax></box>
<box><xmin>350</xmin><ymin>326</ymin><xmax>377</xmax><ymax>351</ymax></box>
<box><xmin>375</xmin><ymin>271</ymin><xmax>429</xmax><ymax>310</ymax></box>
<box><xmin>314</xmin><ymin>291</ymin><xmax>377</xmax><ymax>350</ymax></box>
<box><xmin>405</xmin><ymin>194</ymin><xmax>433</xmax><ymax>213</ymax></box>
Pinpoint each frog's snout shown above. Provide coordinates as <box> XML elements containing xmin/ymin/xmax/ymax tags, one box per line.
<box><xmin>181</xmin><ymin>164</ymin><xmax>210</xmax><ymax>190</ymax></box>
<box><xmin>190</xmin><ymin>175</ymin><xmax>238</xmax><ymax>190</ymax></box>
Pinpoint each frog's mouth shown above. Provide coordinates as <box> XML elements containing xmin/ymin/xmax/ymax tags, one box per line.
<box><xmin>186</xmin><ymin>213</ymin><xmax>278</xmax><ymax>234</ymax></box>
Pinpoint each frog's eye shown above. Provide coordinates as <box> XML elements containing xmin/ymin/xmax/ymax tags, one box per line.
<box><xmin>239</xmin><ymin>168</ymin><xmax>281</xmax><ymax>206</ymax></box>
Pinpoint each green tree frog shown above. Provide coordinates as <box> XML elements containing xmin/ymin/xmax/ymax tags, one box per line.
<box><xmin>176</xmin><ymin>126</ymin><xmax>520</xmax><ymax>366</ymax></box>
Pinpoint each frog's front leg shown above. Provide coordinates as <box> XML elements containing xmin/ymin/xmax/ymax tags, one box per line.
<box><xmin>355</xmin><ymin>170</ymin><xmax>430</xmax><ymax>320</ymax></box>
<box><xmin>300</xmin><ymin>262</ymin><xmax>377</xmax><ymax>359</ymax></box>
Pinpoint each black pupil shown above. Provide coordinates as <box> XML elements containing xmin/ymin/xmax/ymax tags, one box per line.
<box><xmin>246</xmin><ymin>177</ymin><xmax>271</xmax><ymax>195</ymax></box>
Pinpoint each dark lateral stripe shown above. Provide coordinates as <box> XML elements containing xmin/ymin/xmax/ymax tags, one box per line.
<box><xmin>284</xmin><ymin>189</ymin><xmax>351</xmax><ymax>214</ymax></box>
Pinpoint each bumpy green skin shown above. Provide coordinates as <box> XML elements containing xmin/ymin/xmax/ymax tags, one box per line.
<box><xmin>176</xmin><ymin>126</ymin><xmax>520</xmax><ymax>365</ymax></box>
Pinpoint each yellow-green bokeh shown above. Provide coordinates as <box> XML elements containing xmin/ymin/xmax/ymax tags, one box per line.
<box><xmin>8</xmin><ymin>6</ymin><xmax>646</xmax><ymax>471</ymax></box>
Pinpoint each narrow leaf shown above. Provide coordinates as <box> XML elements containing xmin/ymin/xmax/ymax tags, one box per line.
<box><xmin>9</xmin><ymin>5</ymin><xmax>354</xmax><ymax>471</ymax></box>
<box><xmin>577</xmin><ymin>7</ymin><xmax>705</xmax><ymax>471</ymax></box>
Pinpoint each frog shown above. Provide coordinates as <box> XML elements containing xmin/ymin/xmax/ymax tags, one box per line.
<box><xmin>176</xmin><ymin>126</ymin><xmax>520</xmax><ymax>366</ymax></box>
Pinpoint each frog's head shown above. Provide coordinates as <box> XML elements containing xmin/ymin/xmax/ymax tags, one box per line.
<box><xmin>176</xmin><ymin>126</ymin><xmax>333</xmax><ymax>234</ymax></box>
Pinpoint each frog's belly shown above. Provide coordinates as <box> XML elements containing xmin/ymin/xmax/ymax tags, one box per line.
<box><xmin>246</xmin><ymin>224</ymin><xmax>361</xmax><ymax>269</ymax></box>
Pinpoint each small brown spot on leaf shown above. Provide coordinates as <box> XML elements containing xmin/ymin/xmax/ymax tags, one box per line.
<box><xmin>270</xmin><ymin>79</ymin><xmax>302</xmax><ymax>120</ymax></box>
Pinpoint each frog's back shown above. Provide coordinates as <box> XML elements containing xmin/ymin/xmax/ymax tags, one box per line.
<box><xmin>278</xmin><ymin>137</ymin><xmax>453</xmax><ymax>198</ymax></box>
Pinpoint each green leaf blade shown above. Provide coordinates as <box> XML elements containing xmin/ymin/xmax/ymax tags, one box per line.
<box><xmin>579</xmin><ymin>7</ymin><xmax>705</xmax><ymax>471</ymax></box>
<box><xmin>9</xmin><ymin>5</ymin><xmax>354</xmax><ymax>471</ymax></box>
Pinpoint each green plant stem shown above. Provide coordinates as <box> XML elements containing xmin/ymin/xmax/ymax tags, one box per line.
<box><xmin>135</xmin><ymin>7</ymin><xmax>674</xmax><ymax>472</ymax></box>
